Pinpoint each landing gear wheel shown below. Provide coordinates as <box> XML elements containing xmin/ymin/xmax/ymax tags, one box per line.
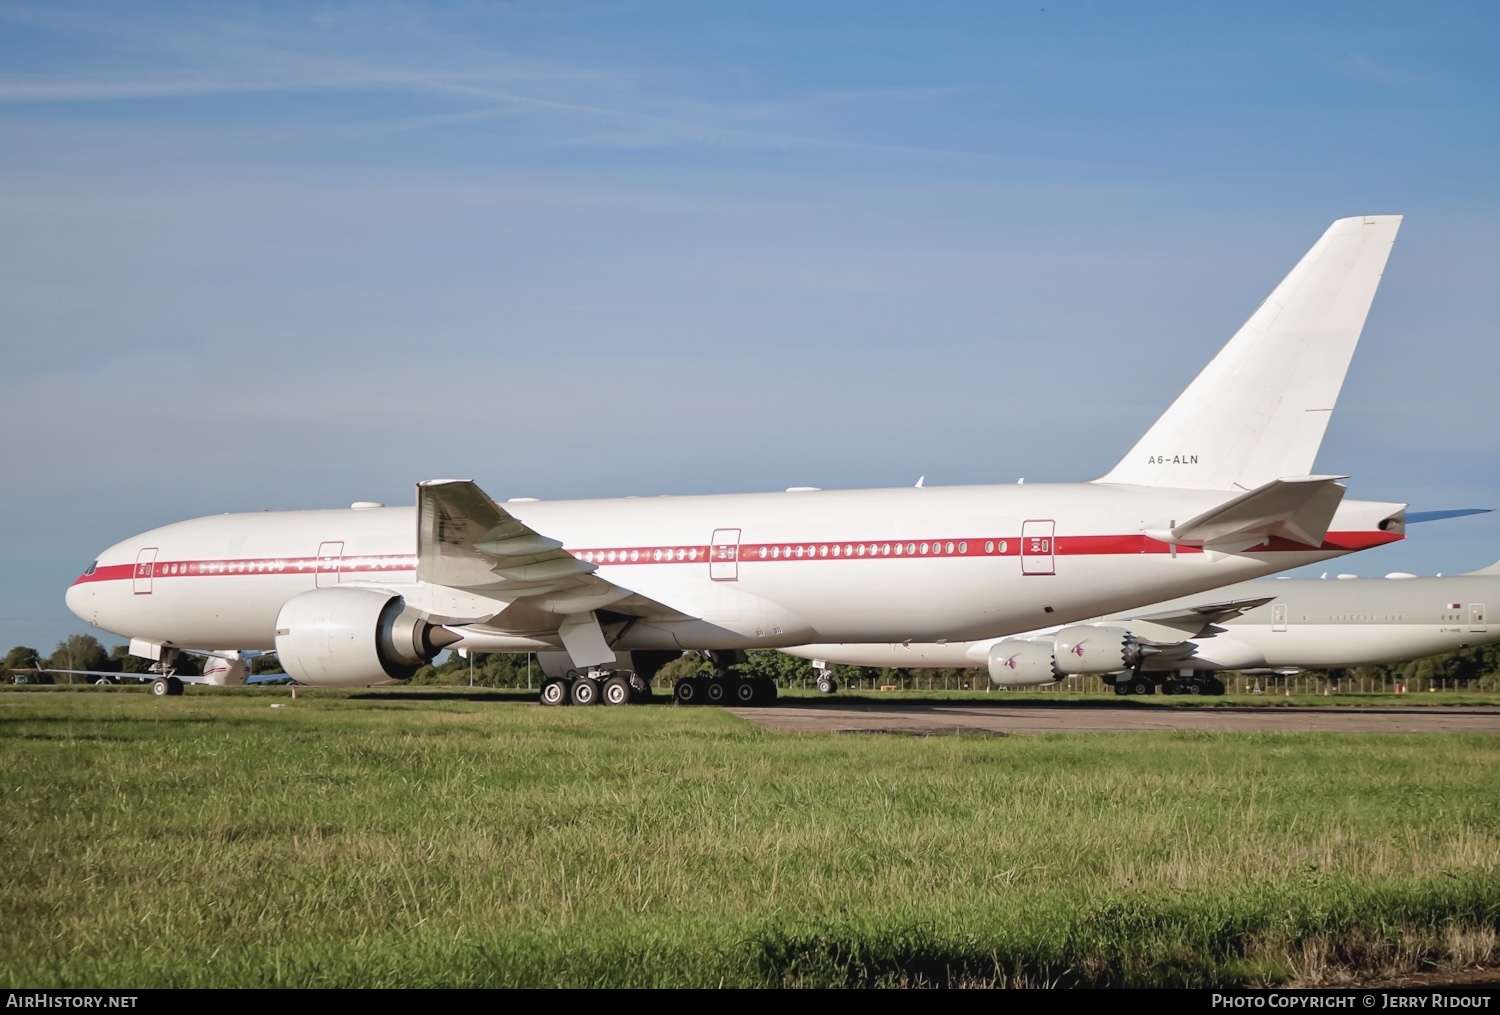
<box><xmin>539</xmin><ymin>678</ymin><xmax>570</xmax><ymax>706</ymax></box>
<box><xmin>570</xmin><ymin>677</ymin><xmax>600</xmax><ymax>706</ymax></box>
<box><xmin>1184</xmin><ymin>678</ymin><xmax>1204</xmax><ymax>696</ymax></box>
<box><xmin>1205</xmin><ymin>676</ymin><xmax>1226</xmax><ymax>696</ymax></box>
<box><xmin>705</xmin><ymin>680</ymin><xmax>727</xmax><ymax>705</ymax></box>
<box><xmin>94</xmin><ymin>676</ymin><xmax>115</xmax><ymax>686</ymax></box>
<box><xmin>150</xmin><ymin>677</ymin><xmax>171</xmax><ymax>697</ymax></box>
<box><xmin>603</xmin><ymin>676</ymin><xmax>633</xmax><ymax>706</ymax></box>
<box><xmin>759</xmin><ymin>677</ymin><xmax>778</xmax><ymax>702</ymax></box>
<box><xmin>674</xmin><ymin>677</ymin><xmax>700</xmax><ymax>705</ymax></box>
<box><xmin>1113</xmin><ymin>681</ymin><xmax>1131</xmax><ymax>696</ymax></box>
<box><xmin>816</xmin><ymin>677</ymin><xmax>839</xmax><ymax>695</ymax></box>
<box><xmin>732</xmin><ymin>678</ymin><xmax>759</xmax><ymax>705</ymax></box>
<box><xmin>630</xmin><ymin>674</ymin><xmax>653</xmax><ymax>703</ymax></box>
<box><xmin>1130</xmin><ymin>677</ymin><xmax>1154</xmax><ymax>695</ymax></box>
<box><xmin>1161</xmin><ymin>681</ymin><xmax>1179</xmax><ymax>696</ymax></box>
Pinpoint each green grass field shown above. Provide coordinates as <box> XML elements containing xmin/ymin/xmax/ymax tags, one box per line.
<box><xmin>2</xmin><ymin>689</ymin><xmax>1498</xmax><ymax>987</ymax></box>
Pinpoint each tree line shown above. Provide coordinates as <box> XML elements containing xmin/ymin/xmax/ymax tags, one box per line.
<box><xmin>7</xmin><ymin>635</ymin><xmax>1500</xmax><ymax>691</ymax></box>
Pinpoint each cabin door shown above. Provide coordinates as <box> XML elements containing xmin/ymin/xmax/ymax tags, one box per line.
<box><xmin>1020</xmin><ymin>520</ymin><xmax>1055</xmax><ymax>575</ymax></box>
<box><xmin>710</xmin><ymin>529</ymin><xmax>741</xmax><ymax>581</ymax></box>
<box><xmin>133</xmin><ymin>547</ymin><xmax>158</xmax><ymax>595</ymax></box>
<box><xmin>315</xmin><ymin>541</ymin><xmax>344</xmax><ymax>588</ymax></box>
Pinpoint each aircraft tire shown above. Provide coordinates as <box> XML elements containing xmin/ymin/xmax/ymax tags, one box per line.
<box><xmin>816</xmin><ymin>677</ymin><xmax>839</xmax><ymax>695</ymax></box>
<box><xmin>760</xmin><ymin>678</ymin><xmax>778</xmax><ymax>701</ymax></box>
<box><xmin>1184</xmin><ymin>678</ymin><xmax>1205</xmax><ymax>695</ymax></box>
<box><xmin>150</xmin><ymin>677</ymin><xmax>171</xmax><ymax>697</ymax></box>
<box><xmin>602</xmin><ymin>676</ymin><xmax>632</xmax><ymax>706</ymax></box>
<box><xmin>94</xmin><ymin>676</ymin><xmax>114</xmax><ymax>686</ymax></box>
<box><xmin>732</xmin><ymin>678</ymin><xmax>758</xmax><ymax>705</ymax></box>
<box><xmin>1113</xmin><ymin>681</ymin><xmax>1131</xmax><ymax>696</ymax></box>
<box><xmin>166</xmin><ymin>677</ymin><xmax>185</xmax><ymax>696</ymax></box>
<box><xmin>705</xmin><ymin>679</ymin><xmax>727</xmax><ymax>704</ymax></box>
<box><xmin>539</xmin><ymin>678</ymin><xmax>569</xmax><ymax>706</ymax></box>
<box><xmin>673</xmin><ymin>677</ymin><xmax>699</xmax><ymax>705</ymax></box>
<box><xmin>1130</xmin><ymin>677</ymin><xmax>1153</xmax><ymax>695</ymax></box>
<box><xmin>570</xmin><ymin>677</ymin><xmax>600</xmax><ymax>706</ymax></box>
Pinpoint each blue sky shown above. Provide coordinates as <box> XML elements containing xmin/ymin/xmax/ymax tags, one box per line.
<box><xmin>1</xmin><ymin>1</ymin><xmax>1497</xmax><ymax>654</ymax></box>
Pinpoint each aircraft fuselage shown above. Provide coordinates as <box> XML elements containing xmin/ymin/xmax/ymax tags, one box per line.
<box><xmin>67</xmin><ymin>483</ymin><xmax>1403</xmax><ymax>654</ymax></box>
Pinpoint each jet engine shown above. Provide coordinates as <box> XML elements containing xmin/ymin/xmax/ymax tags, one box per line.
<box><xmin>1053</xmin><ymin>625</ymin><xmax>1144</xmax><ymax>674</ymax></box>
<box><xmin>274</xmin><ymin>587</ymin><xmax>460</xmax><ymax>687</ymax></box>
<box><xmin>988</xmin><ymin>639</ymin><xmax>1062</xmax><ymax>687</ymax></box>
<box><xmin>200</xmin><ymin>651</ymin><xmax>248</xmax><ymax>686</ymax></box>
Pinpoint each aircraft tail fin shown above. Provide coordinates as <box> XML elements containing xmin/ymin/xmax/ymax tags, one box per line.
<box><xmin>1096</xmin><ymin>215</ymin><xmax>1402</xmax><ymax>490</ymax></box>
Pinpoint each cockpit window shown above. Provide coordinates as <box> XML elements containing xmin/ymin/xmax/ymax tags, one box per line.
<box><xmin>84</xmin><ymin>560</ymin><xmax>97</xmax><ymax>576</ymax></box>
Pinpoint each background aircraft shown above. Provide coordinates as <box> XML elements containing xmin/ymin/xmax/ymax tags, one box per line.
<box><xmin>786</xmin><ymin>555</ymin><xmax>1500</xmax><ymax>696</ymax></box>
<box><xmin>67</xmin><ymin>217</ymin><xmax>1405</xmax><ymax>705</ymax></box>
<box><xmin>11</xmin><ymin>650</ymin><xmax>253</xmax><ymax>697</ymax></box>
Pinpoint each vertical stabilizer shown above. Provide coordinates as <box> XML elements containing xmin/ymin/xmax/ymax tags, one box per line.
<box><xmin>1096</xmin><ymin>215</ymin><xmax>1401</xmax><ymax>490</ymax></box>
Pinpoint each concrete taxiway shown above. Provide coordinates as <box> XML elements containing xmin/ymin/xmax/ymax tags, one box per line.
<box><xmin>731</xmin><ymin>702</ymin><xmax>1500</xmax><ymax>735</ymax></box>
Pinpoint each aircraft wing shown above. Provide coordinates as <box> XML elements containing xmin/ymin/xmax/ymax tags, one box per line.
<box><xmin>1129</xmin><ymin>596</ymin><xmax>1276</xmax><ymax>629</ymax></box>
<box><xmin>414</xmin><ymin>479</ymin><xmax>694</xmax><ymax>625</ymax></box>
<box><xmin>12</xmin><ymin>667</ymin><xmax>218</xmax><ymax>686</ymax></box>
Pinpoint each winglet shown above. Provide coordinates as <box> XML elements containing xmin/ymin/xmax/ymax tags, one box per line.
<box><xmin>1097</xmin><ymin>215</ymin><xmax>1401</xmax><ymax>490</ymax></box>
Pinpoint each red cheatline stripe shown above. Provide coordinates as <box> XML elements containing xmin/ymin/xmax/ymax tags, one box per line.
<box><xmin>70</xmin><ymin>529</ymin><xmax>1402</xmax><ymax>585</ymax></box>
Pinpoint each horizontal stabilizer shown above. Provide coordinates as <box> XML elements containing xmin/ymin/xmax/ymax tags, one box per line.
<box><xmin>1407</xmin><ymin>508</ymin><xmax>1492</xmax><ymax>525</ymax></box>
<box><xmin>1098</xmin><ymin>215</ymin><xmax>1401</xmax><ymax>490</ymax></box>
<box><xmin>1147</xmin><ymin>476</ymin><xmax>1347</xmax><ymax>548</ymax></box>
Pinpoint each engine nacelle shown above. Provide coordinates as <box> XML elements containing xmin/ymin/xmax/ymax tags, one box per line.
<box><xmin>1054</xmin><ymin>625</ymin><xmax>1142</xmax><ymax>674</ymax></box>
<box><xmin>988</xmin><ymin>639</ymin><xmax>1062</xmax><ymax>687</ymax></box>
<box><xmin>274</xmin><ymin>587</ymin><xmax>459</xmax><ymax>687</ymax></box>
<box><xmin>200</xmin><ymin>651</ymin><xmax>248</xmax><ymax>686</ymax></box>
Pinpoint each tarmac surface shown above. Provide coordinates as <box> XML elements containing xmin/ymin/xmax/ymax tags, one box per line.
<box><xmin>731</xmin><ymin>701</ymin><xmax>1500</xmax><ymax>735</ymax></box>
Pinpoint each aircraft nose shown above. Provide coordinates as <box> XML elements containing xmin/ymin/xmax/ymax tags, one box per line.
<box><xmin>65</xmin><ymin>570</ymin><xmax>94</xmax><ymax>623</ymax></box>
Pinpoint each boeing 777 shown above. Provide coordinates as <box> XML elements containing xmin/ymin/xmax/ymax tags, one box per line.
<box><xmin>66</xmin><ymin>216</ymin><xmax>1407</xmax><ymax>704</ymax></box>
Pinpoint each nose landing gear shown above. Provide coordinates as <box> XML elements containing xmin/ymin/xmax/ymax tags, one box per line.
<box><xmin>147</xmin><ymin>647</ymin><xmax>186</xmax><ymax>696</ymax></box>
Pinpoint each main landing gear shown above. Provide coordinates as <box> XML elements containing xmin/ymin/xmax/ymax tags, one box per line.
<box><xmin>1161</xmin><ymin>674</ymin><xmax>1225</xmax><ymax>696</ymax></box>
<box><xmin>672</xmin><ymin>650</ymin><xmax>780</xmax><ymax>707</ymax></box>
<box><xmin>672</xmin><ymin>674</ymin><xmax>778</xmax><ymax>707</ymax></box>
<box><xmin>1107</xmin><ymin>671</ymin><xmax>1225</xmax><ymax>696</ymax></box>
<box><xmin>538</xmin><ymin>669</ymin><xmax>654</xmax><ymax>707</ymax></box>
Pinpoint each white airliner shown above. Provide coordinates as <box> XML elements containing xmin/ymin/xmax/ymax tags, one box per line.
<box><xmin>66</xmin><ymin>216</ymin><xmax>1407</xmax><ymax>704</ymax></box>
<box><xmin>786</xmin><ymin>556</ymin><xmax>1499</xmax><ymax>696</ymax></box>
